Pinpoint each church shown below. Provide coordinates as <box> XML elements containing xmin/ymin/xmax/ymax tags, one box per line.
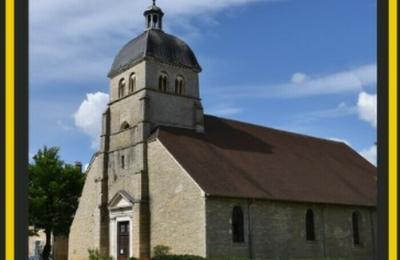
<box><xmin>68</xmin><ymin>2</ymin><xmax>377</xmax><ymax>260</ymax></box>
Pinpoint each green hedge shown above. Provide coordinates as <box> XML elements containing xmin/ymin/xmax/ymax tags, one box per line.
<box><xmin>152</xmin><ymin>255</ymin><xmax>205</xmax><ymax>260</ymax></box>
<box><xmin>152</xmin><ymin>257</ymin><xmax>352</xmax><ymax>260</ymax></box>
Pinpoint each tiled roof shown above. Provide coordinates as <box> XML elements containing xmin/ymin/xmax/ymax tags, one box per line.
<box><xmin>108</xmin><ymin>29</ymin><xmax>201</xmax><ymax>77</ymax></box>
<box><xmin>155</xmin><ymin>115</ymin><xmax>377</xmax><ymax>207</ymax></box>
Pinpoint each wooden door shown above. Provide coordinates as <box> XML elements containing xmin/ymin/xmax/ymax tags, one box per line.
<box><xmin>117</xmin><ymin>221</ymin><xmax>130</xmax><ymax>260</ymax></box>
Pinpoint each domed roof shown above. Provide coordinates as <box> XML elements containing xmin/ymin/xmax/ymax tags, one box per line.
<box><xmin>108</xmin><ymin>29</ymin><xmax>202</xmax><ymax>78</ymax></box>
<box><xmin>144</xmin><ymin>4</ymin><xmax>163</xmax><ymax>14</ymax></box>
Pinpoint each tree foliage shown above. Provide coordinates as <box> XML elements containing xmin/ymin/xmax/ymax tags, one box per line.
<box><xmin>28</xmin><ymin>146</ymin><xmax>85</xmax><ymax>258</ymax></box>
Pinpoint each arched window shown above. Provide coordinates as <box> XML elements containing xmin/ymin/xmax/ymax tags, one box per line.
<box><xmin>120</xmin><ymin>121</ymin><xmax>130</xmax><ymax>130</ymax></box>
<box><xmin>175</xmin><ymin>76</ymin><xmax>185</xmax><ymax>95</ymax></box>
<box><xmin>158</xmin><ymin>73</ymin><xmax>168</xmax><ymax>92</ymax></box>
<box><xmin>129</xmin><ymin>73</ymin><xmax>136</xmax><ymax>93</ymax></box>
<box><xmin>305</xmin><ymin>209</ymin><xmax>315</xmax><ymax>241</ymax></box>
<box><xmin>153</xmin><ymin>15</ymin><xmax>158</xmax><ymax>27</ymax></box>
<box><xmin>232</xmin><ymin>206</ymin><xmax>244</xmax><ymax>243</ymax></box>
<box><xmin>118</xmin><ymin>78</ymin><xmax>126</xmax><ymax>98</ymax></box>
<box><xmin>352</xmin><ymin>211</ymin><xmax>361</xmax><ymax>246</ymax></box>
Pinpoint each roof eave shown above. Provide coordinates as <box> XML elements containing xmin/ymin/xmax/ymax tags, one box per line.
<box><xmin>204</xmin><ymin>194</ymin><xmax>376</xmax><ymax>208</ymax></box>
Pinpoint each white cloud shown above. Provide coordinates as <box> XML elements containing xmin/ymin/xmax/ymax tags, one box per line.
<box><xmin>213</xmin><ymin>64</ymin><xmax>377</xmax><ymax>99</ymax></box>
<box><xmin>352</xmin><ymin>64</ymin><xmax>377</xmax><ymax>86</ymax></box>
<box><xmin>357</xmin><ymin>91</ymin><xmax>377</xmax><ymax>128</ymax></box>
<box><xmin>74</xmin><ymin>92</ymin><xmax>109</xmax><ymax>149</ymax></box>
<box><xmin>280</xmin><ymin>64</ymin><xmax>376</xmax><ymax>97</ymax></box>
<box><xmin>30</xmin><ymin>0</ymin><xmax>272</xmax><ymax>85</ymax></box>
<box><xmin>207</xmin><ymin>104</ymin><xmax>243</xmax><ymax>116</ymax></box>
<box><xmin>291</xmin><ymin>73</ymin><xmax>308</xmax><ymax>84</ymax></box>
<box><xmin>359</xmin><ymin>144</ymin><xmax>377</xmax><ymax>166</ymax></box>
<box><xmin>298</xmin><ymin>102</ymin><xmax>357</xmax><ymax>122</ymax></box>
<box><xmin>56</xmin><ymin>119</ymin><xmax>74</xmax><ymax>132</ymax></box>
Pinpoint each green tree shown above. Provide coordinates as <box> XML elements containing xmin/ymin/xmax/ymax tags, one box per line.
<box><xmin>29</xmin><ymin>146</ymin><xmax>85</xmax><ymax>260</ymax></box>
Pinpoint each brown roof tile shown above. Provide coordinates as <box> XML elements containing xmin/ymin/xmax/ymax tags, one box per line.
<box><xmin>154</xmin><ymin>115</ymin><xmax>377</xmax><ymax>207</ymax></box>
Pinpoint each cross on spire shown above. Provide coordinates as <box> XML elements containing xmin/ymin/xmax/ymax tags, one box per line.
<box><xmin>152</xmin><ymin>0</ymin><xmax>156</xmax><ymax>6</ymax></box>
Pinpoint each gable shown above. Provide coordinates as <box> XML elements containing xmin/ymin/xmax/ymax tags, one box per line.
<box><xmin>108</xmin><ymin>190</ymin><xmax>136</xmax><ymax>209</ymax></box>
<box><xmin>147</xmin><ymin>139</ymin><xmax>205</xmax><ymax>195</ymax></box>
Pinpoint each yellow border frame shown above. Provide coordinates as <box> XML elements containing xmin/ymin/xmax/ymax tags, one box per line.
<box><xmin>3</xmin><ymin>0</ymin><xmax>398</xmax><ymax>260</ymax></box>
<box><xmin>5</xmin><ymin>0</ymin><xmax>15</xmax><ymax>259</ymax></box>
<box><xmin>389</xmin><ymin>0</ymin><xmax>398</xmax><ymax>259</ymax></box>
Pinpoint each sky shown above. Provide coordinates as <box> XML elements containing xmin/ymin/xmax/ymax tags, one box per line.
<box><xmin>29</xmin><ymin>0</ymin><xmax>377</xmax><ymax>168</ymax></box>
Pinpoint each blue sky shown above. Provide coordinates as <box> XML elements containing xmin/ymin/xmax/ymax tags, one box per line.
<box><xmin>29</xmin><ymin>0</ymin><xmax>377</xmax><ymax>167</ymax></box>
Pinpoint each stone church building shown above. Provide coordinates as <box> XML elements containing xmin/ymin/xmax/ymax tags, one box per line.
<box><xmin>68</xmin><ymin>2</ymin><xmax>377</xmax><ymax>260</ymax></box>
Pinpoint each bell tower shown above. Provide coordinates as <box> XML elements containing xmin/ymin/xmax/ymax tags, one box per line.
<box><xmin>144</xmin><ymin>0</ymin><xmax>164</xmax><ymax>30</ymax></box>
<box><xmin>99</xmin><ymin>1</ymin><xmax>204</xmax><ymax>259</ymax></box>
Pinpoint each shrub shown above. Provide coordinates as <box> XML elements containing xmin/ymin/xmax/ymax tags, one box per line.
<box><xmin>153</xmin><ymin>245</ymin><xmax>171</xmax><ymax>256</ymax></box>
<box><xmin>152</xmin><ymin>255</ymin><xmax>205</xmax><ymax>260</ymax></box>
<box><xmin>207</xmin><ymin>257</ymin><xmax>249</xmax><ymax>260</ymax></box>
<box><xmin>88</xmin><ymin>249</ymin><xmax>112</xmax><ymax>260</ymax></box>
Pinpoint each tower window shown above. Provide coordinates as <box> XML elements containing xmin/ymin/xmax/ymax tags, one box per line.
<box><xmin>120</xmin><ymin>155</ymin><xmax>125</xmax><ymax>169</ymax></box>
<box><xmin>147</xmin><ymin>15</ymin><xmax>151</xmax><ymax>28</ymax></box>
<box><xmin>118</xmin><ymin>78</ymin><xmax>126</xmax><ymax>98</ymax></box>
<box><xmin>129</xmin><ymin>73</ymin><xmax>136</xmax><ymax>93</ymax></box>
<box><xmin>305</xmin><ymin>209</ymin><xmax>315</xmax><ymax>241</ymax></box>
<box><xmin>153</xmin><ymin>15</ymin><xmax>158</xmax><ymax>27</ymax></box>
<box><xmin>232</xmin><ymin>206</ymin><xmax>244</xmax><ymax>243</ymax></box>
<box><xmin>120</xmin><ymin>121</ymin><xmax>130</xmax><ymax>130</ymax></box>
<box><xmin>352</xmin><ymin>211</ymin><xmax>361</xmax><ymax>246</ymax></box>
<box><xmin>175</xmin><ymin>76</ymin><xmax>185</xmax><ymax>95</ymax></box>
<box><xmin>158</xmin><ymin>73</ymin><xmax>168</xmax><ymax>92</ymax></box>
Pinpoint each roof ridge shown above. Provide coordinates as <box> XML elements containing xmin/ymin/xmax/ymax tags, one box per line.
<box><xmin>204</xmin><ymin>114</ymin><xmax>348</xmax><ymax>146</ymax></box>
<box><xmin>143</xmin><ymin>29</ymin><xmax>150</xmax><ymax>58</ymax></box>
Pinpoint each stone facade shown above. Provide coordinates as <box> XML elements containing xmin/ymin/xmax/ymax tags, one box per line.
<box><xmin>205</xmin><ymin>198</ymin><xmax>376</xmax><ymax>259</ymax></box>
<box><xmin>69</xmin><ymin>154</ymin><xmax>106</xmax><ymax>260</ymax></box>
<box><xmin>148</xmin><ymin>139</ymin><xmax>206</xmax><ymax>257</ymax></box>
<box><xmin>103</xmin><ymin>56</ymin><xmax>203</xmax><ymax>259</ymax></box>
<box><xmin>70</xmin><ymin>139</ymin><xmax>377</xmax><ymax>260</ymax></box>
<box><xmin>70</xmin><ymin>40</ymin><xmax>204</xmax><ymax>259</ymax></box>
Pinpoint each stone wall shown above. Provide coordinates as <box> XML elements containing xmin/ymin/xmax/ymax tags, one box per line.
<box><xmin>145</xmin><ymin>60</ymin><xmax>201</xmax><ymax>130</ymax></box>
<box><xmin>68</xmin><ymin>154</ymin><xmax>104</xmax><ymax>260</ymax></box>
<box><xmin>148</xmin><ymin>139</ymin><xmax>206</xmax><ymax>257</ymax></box>
<box><xmin>206</xmin><ymin>198</ymin><xmax>376</xmax><ymax>259</ymax></box>
<box><xmin>104</xmin><ymin>56</ymin><xmax>204</xmax><ymax>259</ymax></box>
<box><xmin>109</xmin><ymin>61</ymin><xmax>146</xmax><ymax>102</ymax></box>
<box><xmin>145</xmin><ymin>59</ymin><xmax>199</xmax><ymax>98</ymax></box>
<box><xmin>108</xmin><ymin>59</ymin><xmax>201</xmax><ymax>132</ymax></box>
